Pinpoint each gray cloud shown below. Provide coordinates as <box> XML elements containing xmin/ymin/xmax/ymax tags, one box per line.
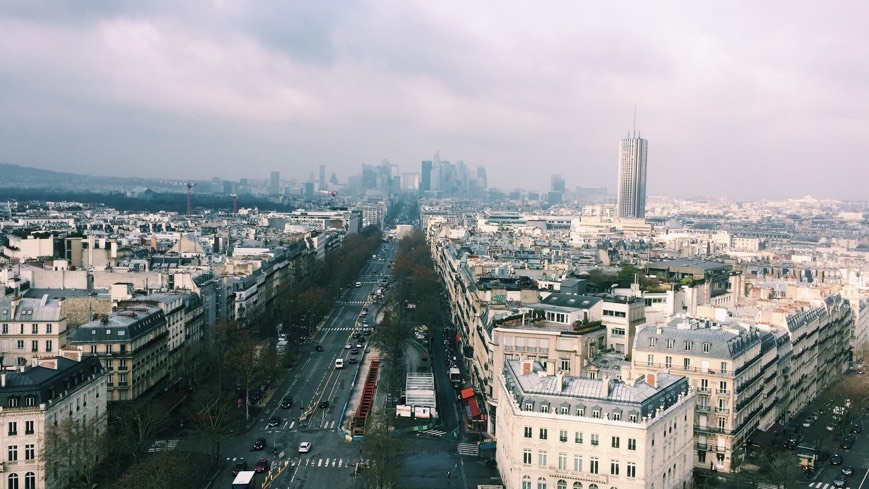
<box><xmin>0</xmin><ymin>1</ymin><xmax>867</xmax><ymax>200</ymax></box>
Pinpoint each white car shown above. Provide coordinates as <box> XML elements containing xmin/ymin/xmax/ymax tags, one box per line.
<box><xmin>345</xmin><ymin>343</ymin><xmax>352</xmax><ymax>349</ymax></box>
<box><xmin>298</xmin><ymin>442</ymin><xmax>311</xmax><ymax>453</ymax></box>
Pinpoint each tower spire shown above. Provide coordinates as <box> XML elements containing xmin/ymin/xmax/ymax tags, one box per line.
<box><xmin>633</xmin><ymin>104</ymin><xmax>637</xmax><ymax>138</ymax></box>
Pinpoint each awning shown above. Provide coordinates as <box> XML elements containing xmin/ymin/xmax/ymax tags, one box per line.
<box><xmin>466</xmin><ymin>397</ymin><xmax>481</xmax><ymax>418</ymax></box>
<box><xmin>460</xmin><ymin>387</ymin><xmax>476</xmax><ymax>400</ymax></box>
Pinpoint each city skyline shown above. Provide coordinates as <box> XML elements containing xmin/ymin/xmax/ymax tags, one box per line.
<box><xmin>1</xmin><ymin>2</ymin><xmax>868</xmax><ymax>200</ymax></box>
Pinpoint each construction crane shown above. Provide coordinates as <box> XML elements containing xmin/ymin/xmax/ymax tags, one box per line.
<box><xmin>185</xmin><ymin>182</ymin><xmax>196</xmax><ymax>215</ymax></box>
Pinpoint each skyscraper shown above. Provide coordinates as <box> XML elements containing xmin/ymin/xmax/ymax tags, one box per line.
<box><xmin>269</xmin><ymin>171</ymin><xmax>280</xmax><ymax>195</ymax></box>
<box><xmin>420</xmin><ymin>160</ymin><xmax>432</xmax><ymax>192</ymax></box>
<box><xmin>616</xmin><ymin>132</ymin><xmax>648</xmax><ymax>218</ymax></box>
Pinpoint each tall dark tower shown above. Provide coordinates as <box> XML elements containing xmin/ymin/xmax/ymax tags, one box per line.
<box><xmin>420</xmin><ymin>160</ymin><xmax>432</xmax><ymax>192</ymax></box>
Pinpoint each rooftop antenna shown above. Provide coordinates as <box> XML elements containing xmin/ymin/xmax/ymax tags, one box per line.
<box><xmin>633</xmin><ymin>104</ymin><xmax>637</xmax><ymax>138</ymax></box>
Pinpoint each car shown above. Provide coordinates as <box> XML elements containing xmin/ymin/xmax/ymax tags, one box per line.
<box><xmin>267</xmin><ymin>416</ymin><xmax>281</xmax><ymax>428</ymax></box>
<box><xmin>255</xmin><ymin>457</ymin><xmax>269</xmax><ymax>473</ymax></box>
<box><xmin>232</xmin><ymin>460</ymin><xmax>248</xmax><ymax>475</ymax></box>
<box><xmin>350</xmin><ymin>348</ymin><xmax>359</xmax><ymax>355</ymax></box>
<box><xmin>345</xmin><ymin>343</ymin><xmax>352</xmax><ymax>349</ymax></box>
<box><xmin>842</xmin><ymin>465</ymin><xmax>854</xmax><ymax>476</ymax></box>
<box><xmin>348</xmin><ymin>357</ymin><xmax>358</xmax><ymax>364</ymax></box>
<box><xmin>280</xmin><ymin>396</ymin><xmax>293</xmax><ymax>409</ymax></box>
<box><xmin>298</xmin><ymin>442</ymin><xmax>312</xmax><ymax>453</ymax></box>
<box><xmin>833</xmin><ymin>474</ymin><xmax>846</xmax><ymax>487</ymax></box>
<box><xmin>850</xmin><ymin>424</ymin><xmax>862</xmax><ymax>435</ymax></box>
<box><xmin>830</xmin><ymin>453</ymin><xmax>843</xmax><ymax>465</ymax></box>
<box><xmin>319</xmin><ymin>400</ymin><xmax>330</xmax><ymax>409</ymax></box>
<box><xmin>315</xmin><ymin>345</ymin><xmax>325</xmax><ymax>352</ymax></box>
<box><xmin>355</xmin><ymin>282</ymin><xmax>362</xmax><ymax>287</ymax></box>
<box><xmin>841</xmin><ymin>435</ymin><xmax>856</xmax><ymax>449</ymax></box>
<box><xmin>802</xmin><ymin>418</ymin><xmax>814</xmax><ymax>428</ymax></box>
<box><xmin>252</xmin><ymin>437</ymin><xmax>266</xmax><ymax>450</ymax></box>
<box><xmin>356</xmin><ymin>342</ymin><xmax>363</xmax><ymax>348</ymax></box>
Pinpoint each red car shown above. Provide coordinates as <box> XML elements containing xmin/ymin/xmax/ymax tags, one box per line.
<box><xmin>255</xmin><ymin>458</ymin><xmax>269</xmax><ymax>473</ymax></box>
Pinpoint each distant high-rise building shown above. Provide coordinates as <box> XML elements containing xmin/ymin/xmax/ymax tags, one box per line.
<box><xmin>319</xmin><ymin>165</ymin><xmax>326</xmax><ymax>189</ymax></box>
<box><xmin>420</xmin><ymin>160</ymin><xmax>432</xmax><ymax>192</ymax></box>
<box><xmin>269</xmin><ymin>171</ymin><xmax>281</xmax><ymax>195</ymax></box>
<box><xmin>551</xmin><ymin>174</ymin><xmax>566</xmax><ymax>193</ymax></box>
<box><xmin>616</xmin><ymin>132</ymin><xmax>648</xmax><ymax>218</ymax></box>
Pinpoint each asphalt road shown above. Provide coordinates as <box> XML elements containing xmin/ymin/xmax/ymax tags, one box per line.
<box><xmin>216</xmin><ymin>241</ymin><xmax>396</xmax><ymax>489</ymax></box>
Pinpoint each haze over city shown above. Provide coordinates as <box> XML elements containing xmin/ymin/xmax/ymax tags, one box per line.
<box><xmin>1</xmin><ymin>1</ymin><xmax>867</xmax><ymax>200</ymax></box>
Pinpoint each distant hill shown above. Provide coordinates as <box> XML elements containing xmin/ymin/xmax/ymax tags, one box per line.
<box><xmin>0</xmin><ymin>162</ymin><xmax>160</xmax><ymax>191</ymax></box>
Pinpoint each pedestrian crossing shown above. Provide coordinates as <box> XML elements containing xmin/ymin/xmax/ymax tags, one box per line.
<box><xmin>457</xmin><ymin>442</ymin><xmax>479</xmax><ymax>456</ymax></box>
<box><xmin>420</xmin><ymin>429</ymin><xmax>447</xmax><ymax>437</ymax></box>
<box><xmin>225</xmin><ymin>456</ymin><xmax>371</xmax><ymax>469</ymax></box>
<box><xmin>338</xmin><ymin>301</ymin><xmax>368</xmax><ymax>305</ymax></box>
<box><xmin>808</xmin><ymin>483</ymin><xmax>834</xmax><ymax>489</ymax></box>
<box><xmin>321</xmin><ymin>326</ymin><xmax>356</xmax><ymax>332</ymax></box>
<box><xmin>264</xmin><ymin>420</ymin><xmax>338</xmax><ymax>432</ymax></box>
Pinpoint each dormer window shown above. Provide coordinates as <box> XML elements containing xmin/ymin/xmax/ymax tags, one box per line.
<box><xmin>7</xmin><ymin>397</ymin><xmax>19</xmax><ymax>408</ymax></box>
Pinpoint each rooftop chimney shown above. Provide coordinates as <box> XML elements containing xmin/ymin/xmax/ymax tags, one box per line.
<box><xmin>645</xmin><ymin>372</ymin><xmax>657</xmax><ymax>388</ymax></box>
<box><xmin>555</xmin><ymin>371</ymin><xmax>564</xmax><ymax>393</ymax></box>
<box><xmin>601</xmin><ymin>374</ymin><xmax>611</xmax><ymax>397</ymax></box>
<box><xmin>521</xmin><ymin>358</ymin><xmax>533</xmax><ymax>375</ymax></box>
<box><xmin>1</xmin><ymin>372</ymin><xmax>5</xmax><ymax>388</ymax></box>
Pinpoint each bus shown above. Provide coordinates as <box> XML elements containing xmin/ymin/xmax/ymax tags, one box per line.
<box><xmin>232</xmin><ymin>470</ymin><xmax>255</xmax><ymax>489</ymax></box>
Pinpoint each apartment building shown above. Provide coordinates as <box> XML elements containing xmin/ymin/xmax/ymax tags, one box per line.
<box><xmin>632</xmin><ymin>318</ymin><xmax>775</xmax><ymax>472</ymax></box>
<box><xmin>0</xmin><ymin>295</ymin><xmax>67</xmax><ymax>367</ymax></box>
<box><xmin>68</xmin><ymin>307</ymin><xmax>168</xmax><ymax>402</ymax></box>
<box><xmin>496</xmin><ymin>359</ymin><xmax>694</xmax><ymax>489</ymax></box>
<box><xmin>0</xmin><ymin>352</ymin><xmax>106</xmax><ymax>489</ymax></box>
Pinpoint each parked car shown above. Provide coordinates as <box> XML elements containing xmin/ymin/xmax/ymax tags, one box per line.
<box><xmin>830</xmin><ymin>453</ymin><xmax>843</xmax><ymax>465</ymax></box>
<box><xmin>252</xmin><ymin>437</ymin><xmax>266</xmax><ymax>450</ymax></box>
<box><xmin>255</xmin><ymin>458</ymin><xmax>269</xmax><ymax>473</ymax></box>
<box><xmin>348</xmin><ymin>357</ymin><xmax>358</xmax><ymax>364</ymax></box>
<box><xmin>298</xmin><ymin>442</ymin><xmax>312</xmax><ymax>453</ymax></box>
<box><xmin>842</xmin><ymin>465</ymin><xmax>854</xmax><ymax>476</ymax></box>
<box><xmin>267</xmin><ymin>416</ymin><xmax>281</xmax><ymax>428</ymax></box>
<box><xmin>841</xmin><ymin>435</ymin><xmax>856</xmax><ymax>449</ymax></box>
<box><xmin>350</xmin><ymin>348</ymin><xmax>359</xmax><ymax>355</ymax></box>
<box><xmin>232</xmin><ymin>460</ymin><xmax>248</xmax><ymax>475</ymax></box>
<box><xmin>833</xmin><ymin>474</ymin><xmax>846</xmax><ymax>487</ymax></box>
<box><xmin>280</xmin><ymin>396</ymin><xmax>293</xmax><ymax>409</ymax></box>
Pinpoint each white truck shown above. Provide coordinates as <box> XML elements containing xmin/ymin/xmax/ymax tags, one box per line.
<box><xmin>232</xmin><ymin>470</ymin><xmax>255</xmax><ymax>489</ymax></box>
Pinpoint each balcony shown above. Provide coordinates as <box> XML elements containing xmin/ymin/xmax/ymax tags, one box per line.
<box><xmin>715</xmin><ymin>407</ymin><xmax>731</xmax><ymax>415</ymax></box>
<box><xmin>696</xmin><ymin>443</ymin><xmax>708</xmax><ymax>451</ymax></box>
<box><xmin>697</xmin><ymin>386</ymin><xmax>711</xmax><ymax>393</ymax></box>
<box><xmin>716</xmin><ymin>389</ymin><xmax>730</xmax><ymax>395</ymax></box>
<box><xmin>697</xmin><ymin>405</ymin><xmax>711</xmax><ymax>413</ymax></box>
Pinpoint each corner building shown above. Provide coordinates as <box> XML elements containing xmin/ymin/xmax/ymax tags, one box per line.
<box><xmin>496</xmin><ymin>359</ymin><xmax>694</xmax><ymax>489</ymax></box>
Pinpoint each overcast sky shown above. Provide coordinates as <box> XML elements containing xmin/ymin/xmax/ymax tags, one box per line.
<box><xmin>1</xmin><ymin>1</ymin><xmax>867</xmax><ymax>200</ymax></box>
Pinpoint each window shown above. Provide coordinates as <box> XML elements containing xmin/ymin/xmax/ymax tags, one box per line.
<box><xmin>683</xmin><ymin>358</ymin><xmax>691</xmax><ymax>370</ymax></box>
<box><xmin>612</xmin><ymin>328</ymin><xmax>625</xmax><ymax>336</ymax></box>
<box><xmin>525</xmin><ymin>426</ymin><xmax>533</xmax><ymax>438</ymax></box>
<box><xmin>576</xmin><ymin>408</ymin><xmax>585</xmax><ymax>416</ymax></box>
<box><xmin>560</xmin><ymin>405</ymin><xmax>569</xmax><ymax>415</ymax></box>
<box><xmin>666</xmin><ymin>339</ymin><xmax>674</xmax><ymax>349</ymax></box>
<box><xmin>558</xmin><ymin>453</ymin><xmax>568</xmax><ymax>470</ymax></box>
<box><xmin>24</xmin><ymin>473</ymin><xmax>34</xmax><ymax>489</ymax></box>
<box><xmin>523</xmin><ymin>449</ymin><xmax>532</xmax><ymax>465</ymax></box>
<box><xmin>541</xmin><ymin>404</ymin><xmax>550</xmax><ymax>413</ymax></box>
<box><xmin>1</xmin><ymin>324</ymin><xmax>6</xmax><ymax>334</ymax></box>
<box><xmin>522</xmin><ymin>476</ymin><xmax>532</xmax><ymax>489</ymax></box>
<box><xmin>7</xmin><ymin>397</ymin><xmax>18</xmax><ymax>408</ymax></box>
<box><xmin>31</xmin><ymin>340</ymin><xmax>38</xmax><ymax>352</ymax></box>
<box><xmin>628</xmin><ymin>438</ymin><xmax>637</xmax><ymax>450</ymax></box>
<box><xmin>24</xmin><ymin>444</ymin><xmax>34</xmax><ymax>460</ymax></box>
<box><xmin>592</xmin><ymin>409</ymin><xmax>601</xmax><ymax>419</ymax></box>
<box><xmin>611</xmin><ymin>436</ymin><xmax>620</xmax><ymax>448</ymax></box>
<box><xmin>575</xmin><ymin>431</ymin><xmax>583</xmax><ymax>444</ymax></box>
<box><xmin>539</xmin><ymin>428</ymin><xmax>548</xmax><ymax>440</ymax></box>
<box><xmin>612</xmin><ymin>412</ymin><xmax>621</xmax><ymax>421</ymax></box>
<box><xmin>46</xmin><ymin>324</ymin><xmax>52</xmax><ymax>333</ymax></box>
<box><xmin>720</xmin><ymin>362</ymin><xmax>728</xmax><ymax>374</ymax></box>
<box><xmin>120</xmin><ymin>345</ymin><xmax>127</xmax><ymax>354</ymax></box>
<box><xmin>590</xmin><ymin>457</ymin><xmax>599</xmax><ymax>474</ymax></box>
<box><xmin>647</xmin><ymin>354</ymin><xmax>655</xmax><ymax>366</ymax></box>
<box><xmin>627</xmin><ymin>462</ymin><xmax>637</xmax><ymax>478</ymax></box>
<box><xmin>119</xmin><ymin>373</ymin><xmax>128</xmax><ymax>385</ymax></box>
<box><xmin>90</xmin><ymin>345</ymin><xmax>97</xmax><ymax>354</ymax></box>
<box><xmin>525</xmin><ymin>403</ymin><xmax>534</xmax><ymax>411</ymax></box>
<box><xmin>574</xmin><ymin>483</ymin><xmax>583</xmax><ymax>489</ymax></box>
<box><xmin>8</xmin><ymin>474</ymin><xmax>18</xmax><ymax>489</ymax></box>
<box><xmin>559</xmin><ymin>430</ymin><xmax>568</xmax><ymax>442</ymax></box>
<box><xmin>702</xmin><ymin>342</ymin><xmax>711</xmax><ymax>352</ymax></box>
<box><xmin>538</xmin><ymin>477</ymin><xmax>547</xmax><ymax>489</ymax></box>
<box><xmin>560</xmin><ymin>358</ymin><xmax>570</xmax><ymax>371</ymax></box>
<box><xmin>610</xmin><ymin>460</ymin><xmax>620</xmax><ymax>475</ymax></box>
<box><xmin>24</xmin><ymin>421</ymin><xmax>33</xmax><ymax>435</ymax></box>
<box><xmin>8</xmin><ymin>422</ymin><xmax>17</xmax><ymax>435</ymax></box>
<box><xmin>8</xmin><ymin>445</ymin><xmax>17</xmax><ymax>461</ymax></box>
<box><xmin>649</xmin><ymin>338</ymin><xmax>657</xmax><ymax>347</ymax></box>
<box><xmin>558</xmin><ymin>481</ymin><xmax>567</xmax><ymax>489</ymax></box>
<box><xmin>665</xmin><ymin>356</ymin><xmax>672</xmax><ymax>368</ymax></box>
<box><xmin>16</xmin><ymin>340</ymin><xmax>24</xmax><ymax>350</ymax></box>
<box><xmin>718</xmin><ymin>418</ymin><xmax>726</xmax><ymax>430</ymax></box>
<box><xmin>685</xmin><ymin>341</ymin><xmax>692</xmax><ymax>351</ymax></box>
<box><xmin>700</xmin><ymin>378</ymin><xmax>709</xmax><ymax>391</ymax></box>
<box><xmin>573</xmin><ymin>455</ymin><xmax>582</xmax><ymax>472</ymax></box>
<box><xmin>591</xmin><ymin>434</ymin><xmax>599</xmax><ymax>446</ymax></box>
<box><xmin>629</xmin><ymin>414</ymin><xmax>638</xmax><ymax>422</ymax></box>
<box><xmin>719</xmin><ymin>381</ymin><xmax>728</xmax><ymax>393</ymax></box>
<box><xmin>24</xmin><ymin>397</ymin><xmax>34</xmax><ymax>407</ymax></box>
<box><xmin>698</xmin><ymin>451</ymin><xmax>706</xmax><ymax>463</ymax></box>
<box><xmin>538</xmin><ymin>450</ymin><xmax>548</xmax><ymax>467</ymax></box>
<box><xmin>45</xmin><ymin>340</ymin><xmax>52</xmax><ymax>352</ymax></box>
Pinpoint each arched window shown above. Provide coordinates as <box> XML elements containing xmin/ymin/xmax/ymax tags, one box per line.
<box><xmin>557</xmin><ymin>480</ymin><xmax>567</xmax><ymax>489</ymax></box>
<box><xmin>573</xmin><ymin>483</ymin><xmax>583</xmax><ymax>489</ymax></box>
<box><xmin>538</xmin><ymin>477</ymin><xmax>548</xmax><ymax>489</ymax></box>
<box><xmin>24</xmin><ymin>473</ymin><xmax>35</xmax><ymax>489</ymax></box>
<box><xmin>8</xmin><ymin>473</ymin><xmax>19</xmax><ymax>489</ymax></box>
<box><xmin>522</xmin><ymin>475</ymin><xmax>532</xmax><ymax>489</ymax></box>
<box><xmin>589</xmin><ymin>484</ymin><xmax>599</xmax><ymax>489</ymax></box>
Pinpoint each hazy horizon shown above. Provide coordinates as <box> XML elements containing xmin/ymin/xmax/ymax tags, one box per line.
<box><xmin>1</xmin><ymin>2</ymin><xmax>867</xmax><ymax>200</ymax></box>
